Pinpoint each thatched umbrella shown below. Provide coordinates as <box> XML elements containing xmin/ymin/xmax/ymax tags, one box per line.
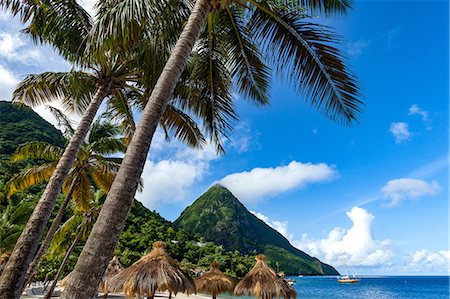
<box><xmin>234</xmin><ymin>255</ymin><xmax>296</xmax><ymax>299</ymax></box>
<box><xmin>61</xmin><ymin>256</ymin><xmax>124</xmax><ymax>298</ymax></box>
<box><xmin>108</xmin><ymin>241</ymin><xmax>196</xmax><ymax>299</ymax></box>
<box><xmin>195</xmin><ymin>262</ymin><xmax>237</xmax><ymax>299</ymax></box>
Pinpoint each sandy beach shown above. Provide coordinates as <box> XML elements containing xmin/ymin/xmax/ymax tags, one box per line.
<box><xmin>22</xmin><ymin>289</ymin><xmax>212</xmax><ymax>299</ymax></box>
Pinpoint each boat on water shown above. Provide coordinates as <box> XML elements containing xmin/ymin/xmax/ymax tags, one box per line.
<box><xmin>337</xmin><ymin>265</ymin><xmax>360</xmax><ymax>284</ymax></box>
<box><xmin>337</xmin><ymin>275</ymin><xmax>360</xmax><ymax>283</ymax></box>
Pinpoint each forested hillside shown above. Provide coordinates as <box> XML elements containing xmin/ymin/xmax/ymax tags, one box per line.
<box><xmin>0</xmin><ymin>102</ymin><xmax>255</xmax><ymax>281</ymax></box>
<box><xmin>0</xmin><ymin>101</ymin><xmax>65</xmax><ymax>155</ymax></box>
<box><xmin>175</xmin><ymin>185</ymin><xmax>339</xmax><ymax>275</ymax></box>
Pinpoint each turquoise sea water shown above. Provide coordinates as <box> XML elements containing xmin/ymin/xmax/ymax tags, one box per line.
<box><xmin>291</xmin><ymin>276</ymin><xmax>449</xmax><ymax>299</ymax></box>
<box><xmin>221</xmin><ymin>276</ymin><xmax>449</xmax><ymax>299</ymax></box>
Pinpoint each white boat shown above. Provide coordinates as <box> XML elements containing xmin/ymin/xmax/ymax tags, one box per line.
<box><xmin>337</xmin><ymin>265</ymin><xmax>360</xmax><ymax>284</ymax></box>
<box><xmin>337</xmin><ymin>275</ymin><xmax>360</xmax><ymax>283</ymax></box>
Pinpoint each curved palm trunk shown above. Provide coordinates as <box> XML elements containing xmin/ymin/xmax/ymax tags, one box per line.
<box><xmin>43</xmin><ymin>222</ymin><xmax>84</xmax><ymax>299</ymax></box>
<box><xmin>0</xmin><ymin>85</ymin><xmax>110</xmax><ymax>299</ymax></box>
<box><xmin>60</xmin><ymin>0</ymin><xmax>210</xmax><ymax>297</ymax></box>
<box><xmin>24</xmin><ymin>179</ymin><xmax>78</xmax><ymax>288</ymax></box>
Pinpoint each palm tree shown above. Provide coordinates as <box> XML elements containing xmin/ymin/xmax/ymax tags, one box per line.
<box><xmin>0</xmin><ymin>0</ymin><xmax>194</xmax><ymax>295</ymax></box>
<box><xmin>7</xmin><ymin>119</ymin><xmax>126</xmax><ymax>287</ymax></box>
<box><xmin>43</xmin><ymin>191</ymin><xmax>103</xmax><ymax>299</ymax></box>
<box><xmin>62</xmin><ymin>0</ymin><xmax>362</xmax><ymax>297</ymax></box>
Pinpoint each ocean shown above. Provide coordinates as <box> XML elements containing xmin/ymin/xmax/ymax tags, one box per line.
<box><xmin>220</xmin><ymin>276</ymin><xmax>449</xmax><ymax>299</ymax></box>
<box><xmin>291</xmin><ymin>276</ymin><xmax>450</xmax><ymax>299</ymax></box>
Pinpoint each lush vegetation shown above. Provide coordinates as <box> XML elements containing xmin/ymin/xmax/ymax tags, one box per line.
<box><xmin>0</xmin><ymin>103</ymin><xmax>255</xmax><ymax>281</ymax></box>
<box><xmin>0</xmin><ymin>101</ymin><xmax>65</xmax><ymax>155</ymax></box>
<box><xmin>175</xmin><ymin>185</ymin><xmax>339</xmax><ymax>275</ymax></box>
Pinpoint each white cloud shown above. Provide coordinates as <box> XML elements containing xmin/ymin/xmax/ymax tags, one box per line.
<box><xmin>217</xmin><ymin>161</ymin><xmax>337</xmax><ymax>203</ymax></box>
<box><xmin>381</xmin><ymin>178</ymin><xmax>441</xmax><ymax>206</ymax></box>
<box><xmin>0</xmin><ymin>64</ymin><xmax>18</xmax><ymax>100</ymax></box>
<box><xmin>408</xmin><ymin>104</ymin><xmax>430</xmax><ymax>122</ymax></box>
<box><xmin>389</xmin><ymin>122</ymin><xmax>411</xmax><ymax>143</ymax></box>
<box><xmin>294</xmin><ymin>207</ymin><xmax>394</xmax><ymax>267</ymax></box>
<box><xmin>346</xmin><ymin>40</ymin><xmax>370</xmax><ymax>58</ymax></box>
<box><xmin>136</xmin><ymin>139</ymin><xmax>220</xmax><ymax>209</ymax></box>
<box><xmin>136</xmin><ymin>159</ymin><xmax>207</xmax><ymax>209</ymax></box>
<box><xmin>408</xmin><ymin>104</ymin><xmax>432</xmax><ymax>130</ymax></box>
<box><xmin>250</xmin><ymin>211</ymin><xmax>293</xmax><ymax>241</ymax></box>
<box><xmin>405</xmin><ymin>249</ymin><xmax>450</xmax><ymax>273</ymax></box>
<box><xmin>0</xmin><ymin>32</ymin><xmax>44</xmax><ymax>66</ymax></box>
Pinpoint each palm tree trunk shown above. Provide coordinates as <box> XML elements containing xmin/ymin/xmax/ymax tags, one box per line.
<box><xmin>24</xmin><ymin>179</ymin><xmax>78</xmax><ymax>288</ymax></box>
<box><xmin>0</xmin><ymin>85</ymin><xmax>111</xmax><ymax>299</ymax></box>
<box><xmin>60</xmin><ymin>0</ymin><xmax>210</xmax><ymax>297</ymax></box>
<box><xmin>43</xmin><ymin>222</ymin><xmax>84</xmax><ymax>299</ymax></box>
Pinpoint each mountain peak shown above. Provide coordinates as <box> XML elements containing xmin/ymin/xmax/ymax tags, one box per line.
<box><xmin>175</xmin><ymin>186</ymin><xmax>339</xmax><ymax>276</ymax></box>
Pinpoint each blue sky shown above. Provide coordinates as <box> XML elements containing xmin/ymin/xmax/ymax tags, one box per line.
<box><xmin>0</xmin><ymin>0</ymin><xmax>448</xmax><ymax>275</ymax></box>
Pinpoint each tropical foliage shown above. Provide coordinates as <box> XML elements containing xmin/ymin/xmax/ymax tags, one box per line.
<box><xmin>175</xmin><ymin>185</ymin><xmax>339</xmax><ymax>275</ymax></box>
<box><xmin>0</xmin><ymin>101</ymin><xmax>65</xmax><ymax>156</ymax></box>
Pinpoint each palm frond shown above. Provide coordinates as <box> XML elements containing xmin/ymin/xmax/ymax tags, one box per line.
<box><xmin>161</xmin><ymin>105</ymin><xmax>206</xmax><ymax>149</ymax></box>
<box><xmin>89</xmin><ymin>137</ymin><xmax>127</xmax><ymax>155</ymax></box>
<box><xmin>224</xmin><ymin>6</ymin><xmax>271</xmax><ymax>105</ymax></box>
<box><xmin>7</xmin><ymin>163</ymin><xmax>57</xmax><ymax>197</ymax></box>
<box><xmin>71</xmin><ymin>172</ymin><xmax>93</xmax><ymax>211</ymax></box>
<box><xmin>12</xmin><ymin>71</ymin><xmax>95</xmax><ymax>114</ymax></box>
<box><xmin>48</xmin><ymin>214</ymin><xmax>82</xmax><ymax>256</ymax></box>
<box><xmin>262</xmin><ymin>0</ymin><xmax>352</xmax><ymax>16</ymax></box>
<box><xmin>248</xmin><ymin>2</ymin><xmax>362</xmax><ymax>124</ymax></box>
<box><xmin>46</xmin><ymin>106</ymin><xmax>75</xmax><ymax>138</ymax></box>
<box><xmin>11</xmin><ymin>142</ymin><xmax>63</xmax><ymax>162</ymax></box>
<box><xmin>103</xmin><ymin>90</ymin><xmax>138</xmax><ymax>143</ymax></box>
<box><xmin>173</xmin><ymin>14</ymin><xmax>237</xmax><ymax>154</ymax></box>
<box><xmin>88</xmin><ymin>121</ymin><xmax>123</xmax><ymax>145</ymax></box>
<box><xmin>23</xmin><ymin>0</ymin><xmax>93</xmax><ymax>63</ymax></box>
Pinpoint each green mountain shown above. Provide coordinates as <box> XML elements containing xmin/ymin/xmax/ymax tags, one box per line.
<box><xmin>174</xmin><ymin>184</ymin><xmax>339</xmax><ymax>275</ymax></box>
<box><xmin>0</xmin><ymin>103</ymin><xmax>256</xmax><ymax>280</ymax></box>
<box><xmin>0</xmin><ymin>101</ymin><xmax>66</xmax><ymax>155</ymax></box>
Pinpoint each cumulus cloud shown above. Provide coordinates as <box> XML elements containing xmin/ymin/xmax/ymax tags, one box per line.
<box><xmin>405</xmin><ymin>250</ymin><xmax>450</xmax><ymax>273</ymax></box>
<box><xmin>294</xmin><ymin>207</ymin><xmax>394</xmax><ymax>267</ymax></box>
<box><xmin>217</xmin><ymin>161</ymin><xmax>337</xmax><ymax>203</ymax></box>
<box><xmin>250</xmin><ymin>211</ymin><xmax>293</xmax><ymax>241</ymax></box>
<box><xmin>0</xmin><ymin>64</ymin><xmax>18</xmax><ymax>100</ymax></box>
<box><xmin>381</xmin><ymin>178</ymin><xmax>441</xmax><ymax>206</ymax></box>
<box><xmin>136</xmin><ymin>137</ymin><xmax>220</xmax><ymax>209</ymax></box>
<box><xmin>0</xmin><ymin>32</ymin><xmax>44</xmax><ymax>66</ymax></box>
<box><xmin>389</xmin><ymin>122</ymin><xmax>411</xmax><ymax>143</ymax></box>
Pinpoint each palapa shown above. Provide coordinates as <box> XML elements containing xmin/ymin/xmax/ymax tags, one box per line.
<box><xmin>107</xmin><ymin>241</ymin><xmax>196</xmax><ymax>299</ymax></box>
<box><xmin>61</xmin><ymin>256</ymin><xmax>124</xmax><ymax>298</ymax></box>
<box><xmin>195</xmin><ymin>262</ymin><xmax>237</xmax><ymax>299</ymax></box>
<box><xmin>234</xmin><ymin>255</ymin><xmax>296</xmax><ymax>299</ymax></box>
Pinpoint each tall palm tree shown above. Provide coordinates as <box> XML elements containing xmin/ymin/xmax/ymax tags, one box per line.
<box><xmin>62</xmin><ymin>0</ymin><xmax>363</xmax><ymax>297</ymax></box>
<box><xmin>0</xmin><ymin>1</ymin><xmax>126</xmax><ymax>294</ymax></box>
<box><xmin>6</xmin><ymin>120</ymin><xmax>126</xmax><ymax>288</ymax></box>
<box><xmin>0</xmin><ymin>0</ymin><xmax>193</xmax><ymax>295</ymax></box>
<box><xmin>43</xmin><ymin>191</ymin><xmax>103</xmax><ymax>299</ymax></box>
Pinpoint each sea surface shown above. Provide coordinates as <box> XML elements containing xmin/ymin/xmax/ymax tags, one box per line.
<box><xmin>290</xmin><ymin>276</ymin><xmax>449</xmax><ymax>299</ymax></box>
<box><xmin>221</xmin><ymin>276</ymin><xmax>449</xmax><ymax>299</ymax></box>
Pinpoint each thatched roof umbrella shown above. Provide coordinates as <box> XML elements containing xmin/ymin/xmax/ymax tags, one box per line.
<box><xmin>61</xmin><ymin>256</ymin><xmax>124</xmax><ymax>298</ymax></box>
<box><xmin>234</xmin><ymin>255</ymin><xmax>296</xmax><ymax>299</ymax></box>
<box><xmin>108</xmin><ymin>241</ymin><xmax>196</xmax><ymax>299</ymax></box>
<box><xmin>195</xmin><ymin>262</ymin><xmax>237</xmax><ymax>299</ymax></box>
